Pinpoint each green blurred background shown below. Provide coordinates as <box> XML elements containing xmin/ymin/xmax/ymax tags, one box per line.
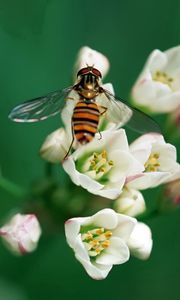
<box><xmin>0</xmin><ymin>0</ymin><xmax>180</xmax><ymax>299</ymax></box>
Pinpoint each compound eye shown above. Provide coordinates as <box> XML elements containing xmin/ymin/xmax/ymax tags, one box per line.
<box><xmin>92</xmin><ymin>68</ymin><xmax>102</xmax><ymax>78</ymax></box>
<box><xmin>77</xmin><ymin>67</ymin><xmax>89</xmax><ymax>77</ymax></box>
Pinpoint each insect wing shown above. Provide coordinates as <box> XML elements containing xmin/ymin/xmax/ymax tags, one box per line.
<box><xmin>103</xmin><ymin>90</ymin><xmax>161</xmax><ymax>134</ymax></box>
<box><xmin>9</xmin><ymin>87</ymin><xmax>73</xmax><ymax>122</ymax></box>
<box><xmin>101</xmin><ymin>89</ymin><xmax>132</xmax><ymax>127</ymax></box>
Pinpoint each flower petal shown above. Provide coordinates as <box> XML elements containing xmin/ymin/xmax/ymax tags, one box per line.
<box><xmin>128</xmin><ymin>222</ymin><xmax>153</xmax><ymax>260</ymax></box>
<box><xmin>73</xmin><ymin>235</ymin><xmax>112</xmax><ymax>280</ymax></box>
<box><xmin>92</xmin><ymin>208</ymin><xmax>118</xmax><ymax>229</ymax></box>
<box><xmin>114</xmin><ymin>188</ymin><xmax>146</xmax><ymax>217</ymax></box>
<box><xmin>112</xmin><ymin>214</ymin><xmax>137</xmax><ymax>242</ymax></box>
<box><xmin>96</xmin><ymin>237</ymin><xmax>130</xmax><ymax>265</ymax></box>
<box><xmin>63</xmin><ymin>156</ymin><xmax>104</xmax><ymax>191</ymax></box>
<box><xmin>127</xmin><ymin>172</ymin><xmax>170</xmax><ymax>190</ymax></box>
<box><xmin>40</xmin><ymin>128</ymin><xmax>70</xmax><ymax>163</ymax></box>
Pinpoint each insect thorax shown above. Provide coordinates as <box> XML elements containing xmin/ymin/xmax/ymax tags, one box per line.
<box><xmin>75</xmin><ymin>74</ymin><xmax>101</xmax><ymax>99</ymax></box>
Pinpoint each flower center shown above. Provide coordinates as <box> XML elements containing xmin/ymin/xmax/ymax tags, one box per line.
<box><xmin>153</xmin><ymin>71</ymin><xmax>173</xmax><ymax>87</ymax></box>
<box><xmin>83</xmin><ymin>150</ymin><xmax>114</xmax><ymax>180</ymax></box>
<box><xmin>81</xmin><ymin>227</ymin><xmax>112</xmax><ymax>257</ymax></box>
<box><xmin>144</xmin><ymin>153</ymin><xmax>160</xmax><ymax>172</ymax></box>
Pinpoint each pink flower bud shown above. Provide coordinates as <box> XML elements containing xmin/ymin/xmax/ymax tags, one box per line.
<box><xmin>171</xmin><ymin>106</ymin><xmax>180</xmax><ymax>127</ymax></box>
<box><xmin>0</xmin><ymin>214</ymin><xmax>41</xmax><ymax>255</ymax></box>
<box><xmin>165</xmin><ymin>178</ymin><xmax>180</xmax><ymax>205</ymax></box>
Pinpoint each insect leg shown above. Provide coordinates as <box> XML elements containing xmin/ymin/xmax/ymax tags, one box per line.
<box><xmin>63</xmin><ymin>137</ymin><xmax>74</xmax><ymax>160</ymax></box>
<box><xmin>63</xmin><ymin>119</ymin><xmax>75</xmax><ymax>160</ymax></box>
<box><xmin>99</xmin><ymin>106</ymin><xmax>107</xmax><ymax>116</ymax></box>
<box><xmin>97</xmin><ymin>131</ymin><xmax>102</xmax><ymax>140</ymax></box>
<box><xmin>96</xmin><ymin>106</ymin><xmax>107</xmax><ymax>140</ymax></box>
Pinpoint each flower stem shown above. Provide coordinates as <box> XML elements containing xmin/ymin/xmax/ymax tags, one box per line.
<box><xmin>0</xmin><ymin>176</ymin><xmax>26</xmax><ymax>198</ymax></box>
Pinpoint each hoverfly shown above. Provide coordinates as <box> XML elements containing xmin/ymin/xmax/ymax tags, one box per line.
<box><xmin>9</xmin><ymin>66</ymin><xmax>160</xmax><ymax>157</ymax></box>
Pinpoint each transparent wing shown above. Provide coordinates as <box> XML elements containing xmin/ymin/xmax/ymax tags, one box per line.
<box><xmin>102</xmin><ymin>89</ymin><xmax>161</xmax><ymax>134</ymax></box>
<box><xmin>8</xmin><ymin>87</ymin><xmax>73</xmax><ymax>122</ymax></box>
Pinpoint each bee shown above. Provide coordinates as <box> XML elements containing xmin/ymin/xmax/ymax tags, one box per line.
<box><xmin>9</xmin><ymin>66</ymin><xmax>160</xmax><ymax>157</ymax></box>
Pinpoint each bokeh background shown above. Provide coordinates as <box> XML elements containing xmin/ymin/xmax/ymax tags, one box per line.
<box><xmin>0</xmin><ymin>0</ymin><xmax>180</xmax><ymax>299</ymax></box>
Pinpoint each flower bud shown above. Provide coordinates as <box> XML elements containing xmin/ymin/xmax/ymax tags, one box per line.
<box><xmin>40</xmin><ymin>128</ymin><xmax>69</xmax><ymax>163</ymax></box>
<box><xmin>114</xmin><ymin>188</ymin><xmax>146</xmax><ymax>217</ymax></box>
<box><xmin>0</xmin><ymin>214</ymin><xmax>41</xmax><ymax>255</ymax></box>
<box><xmin>74</xmin><ymin>46</ymin><xmax>110</xmax><ymax>79</ymax></box>
<box><xmin>165</xmin><ymin>176</ymin><xmax>180</xmax><ymax>205</ymax></box>
<box><xmin>127</xmin><ymin>222</ymin><xmax>153</xmax><ymax>260</ymax></box>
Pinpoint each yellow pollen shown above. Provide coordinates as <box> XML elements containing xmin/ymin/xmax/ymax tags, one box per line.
<box><xmin>90</xmin><ymin>160</ymin><xmax>96</xmax><ymax>166</ymax></box>
<box><xmin>81</xmin><ymin>227</ymin><xmax>112</xmax><ymax>257</ymax></box>
<box><xmin>95</xmin><ymin>247</ymin><xmax>102</xmax><ymax>254</ymax></box>
<box><xmin>153</xmin><ymin>71</ymin><xmax>173</xmax><ymax>87</ymax></box>
<box><xmin>108</xmin><ymin>160</ymin><xmax>114</xmax><ymax>166</ymax></box>
<box><xmin>96</xmin><ymin>228</ymin><xmax>104</xmax><ymax>235</ymax></box>
<box><xmin>90</xmin><ymin>239</ymin><xmax>99</xmax><ymax>247</ymax></box>
<box><xmin>86</xmin><ymin>150</ymin><xmax>114</xmax><ymax>179</ymax></box>
<box><xmin>145</xmin><ymin>153</ymin><xmax>160</xmax><ymax>172</ymax></box>
<box><xmin>93</xmin><ymin>153</ymin><xmax>98</xmax><ymax>159</ymax></box>
<box><xmin>101</xmin><ymin>240</ymin><xmax>110</xmax><ymax>248</ymax></box>
<box><xmin>102</xmin><ymin>150</ymin><xmax>107</xmax><ymax>159</ymax></box>
<box><xmin>104</xmin><ymin>231</ymin><xmax>113</xmax><ymax>238</ymax></box>
<box><xmin>82</xmin><ymin>232</ymin><xmax>93</xmax><ymax>241</ymax></box>
<box><xmin>154</xmin><ymin>153</ymin><xmax>159</xmax><ymax>159</ymax></box>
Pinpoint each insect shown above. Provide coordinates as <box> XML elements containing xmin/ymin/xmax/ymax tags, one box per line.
<box><xmin>9</xmin><ymin>66</ymin><xmax>160</xmax><ymax>157</ymax></box>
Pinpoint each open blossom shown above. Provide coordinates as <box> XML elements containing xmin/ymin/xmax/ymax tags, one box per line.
<box><xmin>0</xmin><ymin>214</ymin><xmax>41</xmax><ymax>255</ymax></box>
<box><xmin>114</xmin><ymin>188</ymin><xmax>146</xmax><ymax>217</ymax></box>
<box><xmin>63</xmin><ymin>129</ymin><xmax>144</xmax><ymax>199</ymax></box>
<box><xmin>132</xmin><ymin>46</ymin><xmax>180</xmax><ymax>113</ymax></box>
<box><xmin>65</xmin><ymin>208</ymin><xmax>153</xmax><ymax>279</ymax></box>
<box><xmin>65</xmin><ymin>208</ymin><xmax>137</xmax><ymax>280</ymax></box>
<box><xmin>127</xmin><ymin>133</ymin><xmax>180</xmax><ymax>190</ymax></box>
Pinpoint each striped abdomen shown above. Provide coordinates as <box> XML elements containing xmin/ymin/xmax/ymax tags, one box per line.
<box><xmin>72</xmin><ymin>101</ymin><xmax>100</xmax><ymax>144</ymax></box>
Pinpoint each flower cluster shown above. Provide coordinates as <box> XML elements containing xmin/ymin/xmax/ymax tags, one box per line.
<box><xmin>39</xmin><ymin>47</ymin><xmax>180</xmax><ymax>279</ymax></box>
<box><xmin>2</xmin><ymin>46</ymin><xmax>179</xmax><ymax>280</ymax></box>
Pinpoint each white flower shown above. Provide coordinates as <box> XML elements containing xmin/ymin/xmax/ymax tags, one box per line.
<box><xmin>114</xmin><ymin>188</ymin><xmax>146</xmax><ymax>217</ymax></box>
<box><xmin>40</xmin><ymin>128</ymin><xmax>71</xmax><ymax>163</ymax></box>
<box><xmin>127</xmin><ymin>222</ymin><xmax>153</xmax><ymax>260</ymax></box>
<box><xmin>127</xmin><ymin>133</ymin><xmax>180</xmax><ymax>190</ymax></box>
<box><xmin>65</xmin><ymin>208</ymin><xmax>137</xmax><ymax>280</ymax></box>
<box><xmin>0</xmin><ymin>214</ymin><xmax>41</xmax><ymax>255</ymax></box>
<box><xmin>63</xmin><ymin>129</ymin><xmax>144</xmax><ymax>199</ymax></box>
<box><xmin>132</xmin><ymin>46</ymin><xmax>180</xmax><ymax>113</ymax></box>
<box><xmin>74</xmin><ymin>46</ymin><xmax>110</xmax><ymax>79</ymax></box>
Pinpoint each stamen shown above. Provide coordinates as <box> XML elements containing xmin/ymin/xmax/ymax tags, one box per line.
<box><xmin>83</xmin><ymin>150</ymin><xmax>114</xmax><ymax>180</ymax></box>
<box><xmin>81</xmin><ymin>227</ymin><xmax>112</xmax><ymax>257</ymax></box>
<box><xmin>101</xmin><ymin>240</ymin><xmax>110</xmax><ymax>248</ymax></box>
<box><xmin>153</xmin><ymin>70</ymin><xmax>173</xmax><ymax>88</ymax></box>
<box><xmin>145</xmin><ymin>152</ymin><xmax>160</xmax><ymax>172</ymax></box>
